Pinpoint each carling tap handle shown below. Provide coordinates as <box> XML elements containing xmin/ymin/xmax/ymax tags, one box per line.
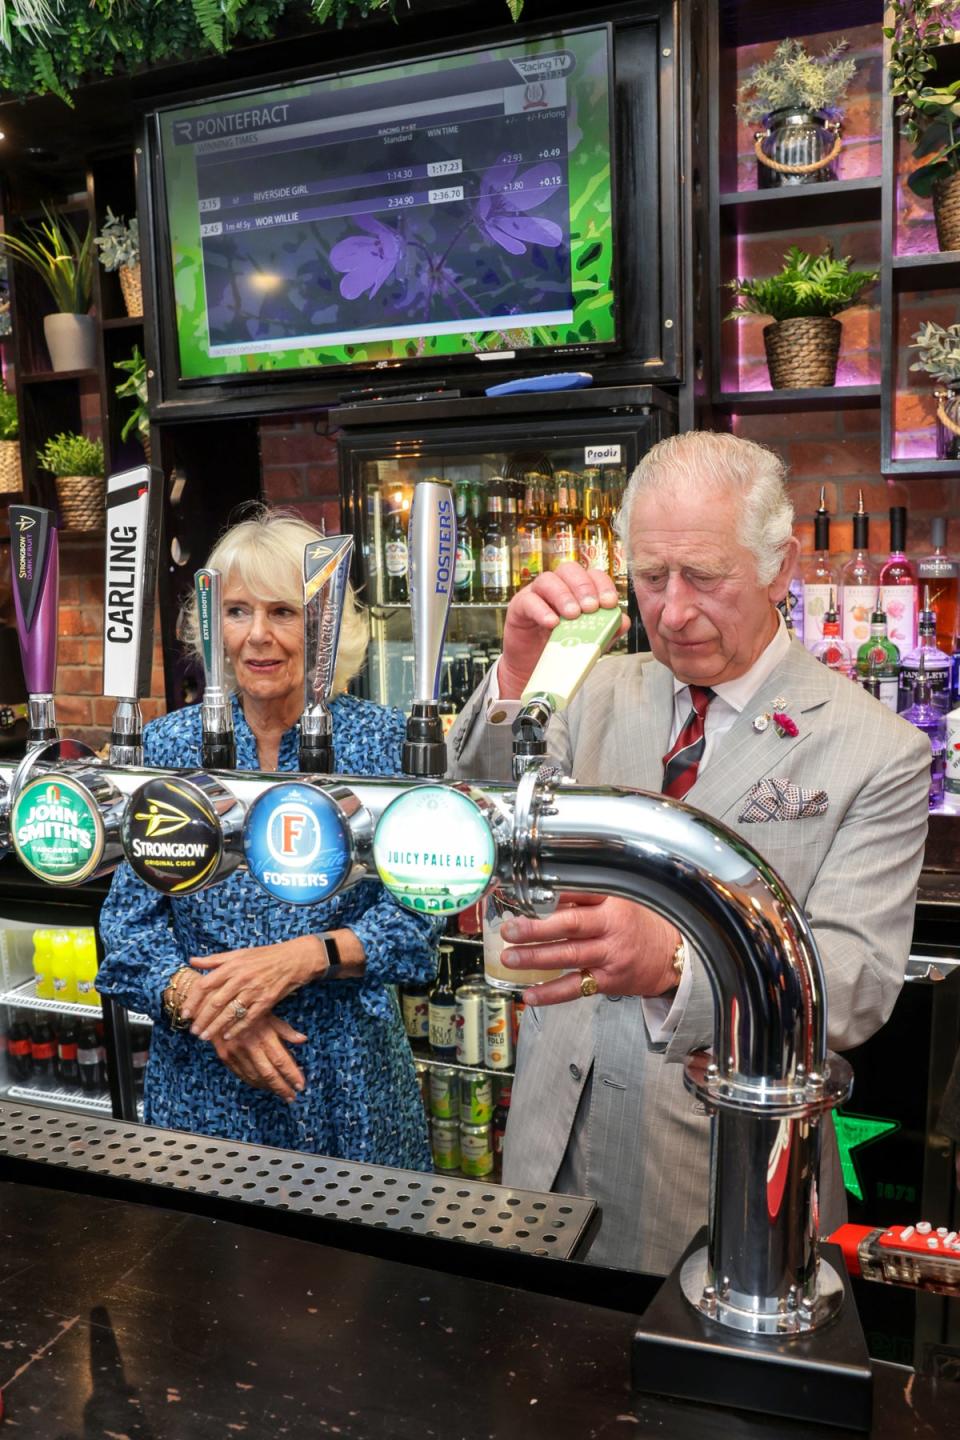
<box><xmin>103</xmin><ymin>466</ymin><xmax>156</xmax><ymax>765</ymax></box>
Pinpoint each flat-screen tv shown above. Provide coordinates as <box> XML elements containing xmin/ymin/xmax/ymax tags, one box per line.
<box><xmin>152</xmin><ymin>23</ymin><xmax>616</xmax><ymax>386</ymax></box>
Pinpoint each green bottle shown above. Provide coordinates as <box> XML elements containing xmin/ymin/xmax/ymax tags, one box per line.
<box><xmin>856</xmin><ymin>595</ymin><xmax>900</xmax><ymax>712</ymax></box>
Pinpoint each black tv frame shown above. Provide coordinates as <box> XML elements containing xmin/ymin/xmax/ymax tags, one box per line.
<box><xmin>139</xmin><ymin>0</ymin><xmax>680</xmax><ymax>422</ymax></box>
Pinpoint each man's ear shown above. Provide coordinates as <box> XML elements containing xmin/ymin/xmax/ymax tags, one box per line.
<box><xmin>768</xmin><ymin>536</ymin><xmax>801</xmax><ymax>604</ymax></box>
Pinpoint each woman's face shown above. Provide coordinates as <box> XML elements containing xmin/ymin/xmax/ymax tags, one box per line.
<box><xmin>222</xmin><ymin>578</ymin><xmax>304</xmax><ymax>711</ymax></box>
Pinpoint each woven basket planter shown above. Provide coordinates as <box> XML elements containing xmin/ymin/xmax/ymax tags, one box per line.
<box><xmin>118</xmin><ymin>263</ymin><xmax>143</xmax><ymax>317</ymax></box>
<box><xmin>763</xmin><ymin>316</ymin><xmax>841</xmax><ymax>389</ymax></box>
<box><xmin>932</xmin><ymin>171</ymin><xmax>960</xmax><ymax>253</ymax></box>
<box><xmin>55</xmin><ymin>473</ymin><xmax>106</xmax><ymax>532</ymax></box>
<box><xmin>0</xmin><ymin>440</ymin><xmax>21</xmax><ymax>494</ymax></box>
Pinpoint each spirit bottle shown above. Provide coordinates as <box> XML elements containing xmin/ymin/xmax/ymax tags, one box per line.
<box><xmin>917</xmin><ymin>517</ymin><xmax>958</xmax><ymax>656</ymax></box>
<box><xmin>480</xmin><ymin>492</ymin><xmax>511</xmax><ymax>603</ymax></box>
<box><xmin>383</xmin><ymin>504</ymin><xmax>409</xmax><ymax>604</ymax></box>
<box><xmin>516</xmin><ymin>473</ymin><xmax>546</xmax><ymax>586</ymax></box>
<box><xmin>879</xmin><ymin>505</ymin><xmax>918</xmax><ymax>652</ymax></box>
<box><xmin>427</xmin><ymin>944</ymin><xmax>458</xmax><ymax>1060</ymax></box>
<box><xmin>504</xmin><ymin>483</ymin><xmax>522</xmax><ymax>593</ymax></box>
<box><xmin>547</xmin><ymin>472</ymin><xmax>579</xmax><ymax>570</ymax></box>
<box><xmin>856</xmin><ymin>596</ymin><xmax>900</xmax><ymax>712</ymax></box>
<box><xmin>801</xmin><ymin>486</ymin><xmax>836</xmax><ymax>650</ymax></box>
<box><xmin>453</xmin><ymin>485</ymin><xmax>480</xmax><ymax>602</ymax></box>
<box><xmin>898</xmin><ymin>588</ymin><xmax>952</xmax><ymax>715</ymax></box>
<box><xmin>839</xmin><ymin>491</ymin><xmax>878</xmax><ymax>650</ymax></box>
<box><xmin>577</xmin><ymin>471</ymin><xmax>613</xmax><ymax>576</ymax></box>
<box><xmin>604</xmin><ymin>466</ymin><xmax>630</xmax><ymax>601</ymax></box>
<box><xmin>810</xmin><ymin>590</ymin><xmax>854</xmax><ymax>676</ymax></box>
<box><xmin>901</xmin><ymin>658</ymin><xmax>947</xmax><ymax>809</ymax></box>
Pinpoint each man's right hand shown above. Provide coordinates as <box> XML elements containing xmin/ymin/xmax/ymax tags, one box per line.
<box><xmin>497</xmin><ymin>562</ymin><xmax>627</xmax><ymax>700</ymax></box>
<box><xmin>211</xmin><ymin>1012</ymin><xmax>307</xmax><ymax>1103</ymax></box>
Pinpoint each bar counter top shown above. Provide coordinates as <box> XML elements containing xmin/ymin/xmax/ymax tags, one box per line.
<box><xmin>0</xmin><ymin>1177</ymin><xmax>954</xmax><ymax>1439</ymax></box>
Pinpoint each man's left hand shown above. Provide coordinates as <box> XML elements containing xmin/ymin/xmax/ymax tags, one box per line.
<box><xmin>181</xmin><ymin>935</ymin><xmax>326</xmax><ymax>1043</ymax></box>
<box><xmin>500</xmin><ymin>894</ymin><xmax>682</xmax><ymax>1006</ymax></box>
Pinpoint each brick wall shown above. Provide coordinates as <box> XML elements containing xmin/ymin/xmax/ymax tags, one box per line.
<box><xmin>259</xmin><ymin>413</ymin><xmax>343</xmax><ymax>532</ymax></box>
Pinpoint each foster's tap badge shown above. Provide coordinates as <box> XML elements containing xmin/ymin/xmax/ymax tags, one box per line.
<box><xmin>372</xmin><ymin>785</ymin><xmax>494</xmax><ymax>915</ymax></box>
<box><xmin>12</xmin><ymin>774</ymin><xmax>104</xmax><ymax>884</ymax></box>
<box><xmin>122</xmin><ymin>776</ymin><xmax>222</xmax><ymax>895</ymax></box>
<box><xmin>243</xmin><ymin>782</ymin><xmax>352</xmax><ymax>905</ymax></box>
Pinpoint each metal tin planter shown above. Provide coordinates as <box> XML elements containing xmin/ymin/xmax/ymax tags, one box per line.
<box><xmin>755</xmin><ymin>108</ymin><xmax>842</xmax><ymax>190</ymax></box>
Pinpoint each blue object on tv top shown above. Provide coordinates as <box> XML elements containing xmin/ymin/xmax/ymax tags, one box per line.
<box><xmin>484</xmin><ymin>372</ymin><xmax>594</xmax><ymax>396</ymax></box>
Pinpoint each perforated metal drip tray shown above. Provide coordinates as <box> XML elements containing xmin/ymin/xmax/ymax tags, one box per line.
<box><xmin>0</xmin><ymin>1102</ymin><xmax>596</xmax><ymax>1265</ymax></box>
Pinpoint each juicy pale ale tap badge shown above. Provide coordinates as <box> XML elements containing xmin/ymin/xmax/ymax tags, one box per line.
<box><xmin>12</xmin><ymin>776</ymin><xmax>102</xmax><ymax>884</ymax></box>
<box><xmin>243</xmin><ymin>783</ymin><xmax>352</xmax><ymax>905</ymax></box>
<box><xmin>373</xmin><ymin>786</ymin><xmax>494</xmax><ymax>914</ymax></box>
<box><xmin>122</xmin><ymin>777</ymin><xmax>223</xmax><ymax>895</ymax></box>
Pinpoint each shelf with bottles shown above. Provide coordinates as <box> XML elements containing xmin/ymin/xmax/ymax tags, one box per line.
<box><xmin>1</xmin><ymin>1083</ymin><xmax>144</xmax><ymax>1121</ymax></box>
<box><xmin>0</xmin><ymin>978</ymin><xmax>151</xmax><ymax>1027</ymax></box>
<box><xmin>411</xmin><ymin>1050</ymin><xmax>513</xmax><ymax>1082</ymax></box>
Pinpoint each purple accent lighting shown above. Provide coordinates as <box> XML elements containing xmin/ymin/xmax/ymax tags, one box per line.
<box><xmin>10</xmin><ymin>506</ymin><xmax>59</xmax><ymax>696</ymax></box>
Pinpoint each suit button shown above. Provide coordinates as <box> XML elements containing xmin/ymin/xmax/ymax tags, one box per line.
<box><xmin>569</xmin><ymin>1063</ymin><xmax>582</xmax><ymax>1081</ymax></box>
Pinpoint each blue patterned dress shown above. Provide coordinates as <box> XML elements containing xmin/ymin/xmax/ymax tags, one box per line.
<box><xmin>97</xmin><ymin>693</ymin><xmax>437</xmax><ymax>1169</ymax></box>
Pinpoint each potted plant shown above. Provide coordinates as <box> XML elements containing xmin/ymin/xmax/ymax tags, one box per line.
<box><xmin>36</xmin><ymin>431</ymin><xmax>105</xmax><ymax>532</ymax></box>
<box><xmin>737</xmin><ymin>38</ymin><xmax>857</xmax><ymax>189</ymax></box>
<box><xmin>909</xmin><ymin>320</ymin><xmax>960</xmax><ymax>459</ymax></box>
<box><xmin>95</xmin><ymin>208</ymin><xmax>141</xmax><ymax>317</ymax></box>
<box><xmin>726</xmin><ymin>246</ymin><xmax>879</xmax><ymax>390</ymax></box>
<box><xmin>0</xmin><ymin>206</ymin><xmax>95</xmax><ymax>371</ymax></box>
<box><xmin>0</xmin><ymin>386</ymin><xmax>21</xmax><ymax>494</ymax></box>
<box><xmin>888</xmin><ymin>2</ymin><xmax>960</xmax><ymax>250</ymax></box>
<box><xmin>113</xmin><ymin>345</ymin><xmax>150</xmax><ymax>454</ymax></box>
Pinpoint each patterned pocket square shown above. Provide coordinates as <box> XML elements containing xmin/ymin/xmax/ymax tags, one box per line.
<box><xmin>738</xmin><ymin>777</ymin><xmax>828</xmax><ymax>823</ymax></box>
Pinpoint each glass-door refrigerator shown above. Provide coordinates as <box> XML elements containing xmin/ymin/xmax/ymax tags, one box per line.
<box><xmin>336</xmin><ymin>392</ymin><xmax>675</xmax><ymax>716</ymax></box>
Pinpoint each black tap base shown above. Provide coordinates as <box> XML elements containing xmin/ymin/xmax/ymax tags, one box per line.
<box><xmin>402</xmin><ymin>703</ymin><xmax>447</xmax><ymax>779</ymax></box>
<box><xmin>631</xmin><ymin>1230</ymin><xmax>873</xmax><ymax>1432</ymax></box>
<box><xmin>299</xmin><ymin>741</ymin><xmax>334</xmax><ymax>774</ymax></box>
<box><xmin>202</xmin><ymin>739</ymin><xmax>237</xmax><ymax>770</ymax></box>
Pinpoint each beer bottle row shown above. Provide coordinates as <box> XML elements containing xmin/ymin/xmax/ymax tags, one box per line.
<box><xmin>381</xmin><ymin>467</ymin><xmax>630</xmax><ymax>606</ymax></box>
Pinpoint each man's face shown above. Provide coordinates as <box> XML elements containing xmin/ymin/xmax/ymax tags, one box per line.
<box><xmin>628</xmin><ymin>485</ymin><xmax>796</xmax><ymax>686</ymax></box>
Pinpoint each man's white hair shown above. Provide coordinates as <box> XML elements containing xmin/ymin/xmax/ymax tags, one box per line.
<box><xmin>615</xmin><ymin>431</ymin><xmax>795</xmax><ymax>585</ymax></box>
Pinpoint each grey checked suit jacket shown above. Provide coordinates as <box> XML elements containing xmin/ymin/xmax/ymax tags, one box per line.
<box><xmin>447</xmin><ymin>638</ymin><xmax>931</xmax><ymax>1275</ymax></box>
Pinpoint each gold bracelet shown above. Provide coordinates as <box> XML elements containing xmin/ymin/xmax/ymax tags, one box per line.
<box><xmin>672</xmin><ymin>939</ymin><xmax>686</xmax><ymax>983</ymax></box>
<box><xmin>163</xmin><ymin>967</ymin><xmax>196</xmax><ymax>1030</ymax></box>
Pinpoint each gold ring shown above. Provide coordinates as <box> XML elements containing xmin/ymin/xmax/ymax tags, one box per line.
<box><xmin>579</xmin><ymin>969</ymin><xmax>599</xmax><ymax>998</ymax></box>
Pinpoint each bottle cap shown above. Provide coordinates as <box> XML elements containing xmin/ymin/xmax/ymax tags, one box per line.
<box><xmin>931</xmin><ymin>517</ymin><xmax>947</xmax><ymax>550</ymax></box>
<box><xmin>889</xmin><ymin>506</ymin><xmax>907</xmax><ymax>553</ymax></box>
<box><xmin>853</xmin><ymin>508</ymin><xmax>869</xmax><ymax>552</ymax></box>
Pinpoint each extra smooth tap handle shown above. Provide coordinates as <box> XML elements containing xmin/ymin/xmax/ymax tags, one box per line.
<box><xmin>195</xmin><ymin>567</ymin><xmax>236</xmax><ymax>770</ymax></box>
<box><xmin>10</xmin><ymin>505</ymin><xmax>59</xmax><ymax>747</ymax></box>
<box><xmin>402</xmin><ymin>481</ymin><xmax>456</xmax><ymax>778</ymax></box>
<box><xmin>103</xmin><ymin>466</ymin><xmax>156</xmax><ymax>766</ymax></box>
<box><xmin>300</xmin><ymin>535</ymin><xmax>354</xmax><ymax>774</ymax></box>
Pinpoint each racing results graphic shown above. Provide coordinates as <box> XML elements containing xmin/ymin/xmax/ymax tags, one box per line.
<box><xmin>174</xmin><ymin>49</ymin><xmax>582</xmax><ymax>358</ymax></box>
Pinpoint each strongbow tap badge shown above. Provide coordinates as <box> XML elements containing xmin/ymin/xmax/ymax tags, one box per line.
<box><xmin>372</xmin><ymin>786</ymin><xmax>494</xmax><ymax>914</ymax></box>
<box><xmin>243</xmin><ymin>782</ymin><xmax>352</xmax><ymax>905</ymax></box>
<box><xmin>12</xmin><ymin>776</ymin><xmax>102</xmax><ymax>884</ymax></box>
<box><xmin>123</xmin><ymin>777</ymin><xmax>222</xmax><ymax>895</ymax></box>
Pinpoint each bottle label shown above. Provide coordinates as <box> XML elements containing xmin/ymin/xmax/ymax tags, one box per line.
<box><xmin>53</xmin><ymin>977</ymin><xmax>69</xmax><ymax>994</ymax></box>
<box><xmin>802</xmin><ymin>584</ymin><xmax>833</xmax><ymax>648</ymax></box>
<box><xmin>453</xmin><ymin>541</ymin><xmax>474</xmax><ymax>587</ymax></box>
<box><xmin>402</xmin><ymin>993</ymin><xmax>429</xmax><ymax>1038</ymax></box>
<box><xmin>480</xmin><ymin>543</ymin><xmax>510</xmax><ymax>587</ymax></box>
<box><xmin>77</xmin><ymin>980</ymin><xmax>94</xmax><ymax>995</ymax></box>
<box><xmin>8</xmin><ymin>1038</ymin><xmax>31</xmax><ymax>1057</ymax></box>
<box><xmin>580</xmin><ymin>535</ymin><xmax>611</xmax><ymax>572</ymax></box>
<box><xmin>880</xmin><ymin>584</ymin><xmax>918</xmax><ymax>651</ymax></box>
<box><xmin>517</xmin><ymin>533</ymin><xmax>543</xmax><ymax>582</ymax></box>
<box><xmin>841</xmin><ymin>587</ymin><xmax>876</xmax><ymax>648</ymax></box>
<box><xmin>947</xmin><ymin>711</ymin><xmax>960</xmax><ymax>793</ymax></box>
<box><xmin>548</xmin><ymin>532</ymin><xmax>578</xmax><ymax>570</ymax></box>
<box><xmin>876</xmin><ymin>676</ymin><xmax>899</xmax><ymax>712</ymax></box>
<box><xmin>385</xmin><ymin>540</ymin><xmax>408</xmax><ymax>578</ymax></box>
<box><xmin>77</xmin><ymin>1045</ymin><xmax>99</xmax><ymax>1065</ymax></box>
<box><xmin>30</xmin><ymin>1041</ymin><xmax>56</xmax><ymax>1060</ymax></box>
<box><xmin>428</xmin><ymin>1004</ymin><xmax>457</xmax><ymax>1052</ymax></box>
<box><xmin>58</xmin><ymin>1042</ymin><xmax>78</xmax><ymax>1061</ymax></box>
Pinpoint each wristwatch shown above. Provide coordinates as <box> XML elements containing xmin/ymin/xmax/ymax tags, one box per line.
<box><xmin>322</xmin><ymin>933</ymin><xmax>342</xmax><ymax>973</ymax></box>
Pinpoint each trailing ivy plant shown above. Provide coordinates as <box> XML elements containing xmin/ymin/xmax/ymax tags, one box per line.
<box><xmin>725</xmin><ymin>247</ymin><xmax>879</xmax><ymax>324</ymax></box>
<box><xmin>886</xmin><ymin>1</ymin><xmax>957</xmax><ymax>144</ymax></box>
<box><xmin>0</xmin><ymin>0</ymin><xmax>525</xmax><ymax>104</ymax></box>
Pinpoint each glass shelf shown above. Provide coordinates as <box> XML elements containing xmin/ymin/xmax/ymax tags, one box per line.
<box><xmin>0</xmin><ymin>978</ymin><xmax>151</xmax><ymax>1026</ymax></box>
<box><xmin>412</xmin><ymin>1050</ymin><xmax>513</xmax><ymax>1081</ymax></box>
<box><xmin>370</xmin><ymin>601</ymin><xmax>509</xmax><ymax>613</ymax></box>
<box><xmin>3</xmin><ymin>1084</ymin><xmax>144</xmax><ymax>1120</ymax></box>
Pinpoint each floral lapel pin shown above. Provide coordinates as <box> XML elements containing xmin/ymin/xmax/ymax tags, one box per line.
<box><xmin>753</xmin><ymin>698</ymin><xmax>798</xmax><ymax>738</ymax></box>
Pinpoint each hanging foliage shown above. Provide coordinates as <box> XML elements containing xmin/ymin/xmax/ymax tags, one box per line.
<box><xmin>0</xmin><ymin>0</ymin><xmax>525</xmax><ymax>106</ymax></box>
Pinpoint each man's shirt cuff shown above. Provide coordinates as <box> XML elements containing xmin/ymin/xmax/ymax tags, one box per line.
<box><xmin>642</xmin><ymin>950</ymin><xmax>693</xmax><ymax>1043</ymax></box>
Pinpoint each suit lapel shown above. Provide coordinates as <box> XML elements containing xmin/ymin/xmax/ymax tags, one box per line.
<box><xmin>687</xmin><ymin>642</ymin><xmax>834</xmax><ymax>822</ymax></box>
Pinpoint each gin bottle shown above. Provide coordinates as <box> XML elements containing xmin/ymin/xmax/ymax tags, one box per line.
<box><xmin>839</xmin><ymin>491</ymin><xmax>877</xmax><ymax>650</ymax></box>
<box><xmin>901</xmin><ymin>658</ymin><xmax>947</xmax><ymax>809</ymax></box>
<box><xmin>879</xmin><ymin>505</ymin><xmax>918</xmax><ymax>652</ymax></box>
<box><xmin>898</xmin><ymin>588</ymin><xmax>951</xmax><ymax>715</ymax></box>
<box><xmin>801</xmin><ymin>487</ymin><xmax>836</xmax><ymax>650</ymax></box>
<box><xmin>856</xmin><ymin>597</ymin><xmax>900</xmax><ymax>712</ymax></box>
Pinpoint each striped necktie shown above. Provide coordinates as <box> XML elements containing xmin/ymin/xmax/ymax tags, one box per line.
<box><xmin>661</xmin><ymin>685</ymin><xmax>716</xmax><ymax>801</ymax></box>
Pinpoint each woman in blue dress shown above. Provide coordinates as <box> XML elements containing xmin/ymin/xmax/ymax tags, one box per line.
<box><xmin>97</xmin><ymin>509</ymin><xmax>437</xmax><ymax>1169</ymax></box>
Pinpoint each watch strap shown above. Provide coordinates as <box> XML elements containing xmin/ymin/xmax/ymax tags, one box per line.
<box><xmin>323</xmin><ymin>933</ymin><xmax>342</xmax><ymax>972</ymax></box>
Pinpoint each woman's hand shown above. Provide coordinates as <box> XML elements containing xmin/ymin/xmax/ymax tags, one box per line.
<box><xmin>181</xmin><ymin>935</ymin><xmax>328</xmax><ymax>1044</ymax></box>
<box><xmin>212</xmin><ymin>1012</ymin><xmax>307</xmax><ymax>1103</ymax></box>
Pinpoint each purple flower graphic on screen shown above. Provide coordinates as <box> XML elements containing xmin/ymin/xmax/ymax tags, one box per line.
<box><xmin>474</xmin><ymin>162</ymin><xmax>564</xmax><ymax>256</ymax></box>
<box><xmin>330</xmin><ymin>217</ymin><xmax>402</xmax><ymax>300</ymax></box>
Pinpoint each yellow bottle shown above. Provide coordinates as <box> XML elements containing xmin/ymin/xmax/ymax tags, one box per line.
<box><xmin>50</xmin><ymin>928</ymin><xmax>77</xmax><ymax>1004</ymax></box>
<box><xmin>32</xmin><ymin>929</ymin><xmax>54</xmax><ymax>999</ymax></box>
<box><xmin>74</xmin><ymin>929</ymin><xmax>99</xmax><ymax>1007</ymax></box>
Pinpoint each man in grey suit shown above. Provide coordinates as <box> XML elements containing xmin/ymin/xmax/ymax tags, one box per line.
<box><xmin>448</xmin><ymin>431</ymin><xmax>931</xmax><ymax>1276</ymax></box>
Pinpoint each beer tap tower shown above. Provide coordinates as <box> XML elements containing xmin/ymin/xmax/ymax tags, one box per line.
<box><xmin>299</xmin><ymin>535</ymin><xmax>354</xmax><ymax>774</ymax></box>
<box><xmin>10</xmin><ymin>505</ymin><xmax>60</xmax><ymax>751</ymax></box>
<box><xmin>102</xmin><ymin>467</ymin><xmax>157</xmax><ymax>767</ymax></box>
<box><xmin>195</xmin><ymin>568</ymin><xmax>236</xmax><ymax>770</ymax></box>
<box><xmin>401</xmin><ymin>481</ymin><xmax>456</xmax><ymax>779</ymax></box>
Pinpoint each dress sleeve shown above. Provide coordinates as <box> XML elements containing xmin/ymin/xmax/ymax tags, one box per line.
<box><xmin>336</xmin><ymin>880</ymin><xmax>439</xmax><ymax>1019</ymax></box>
<box><xmin>96</xmin><ymin>865</ymin><xmax>186</xmax><ymax>1023</ymax></box>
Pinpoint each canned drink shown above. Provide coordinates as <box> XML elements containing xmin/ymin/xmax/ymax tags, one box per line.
<box><xmin>484</xmin><ymin>991</ymin><xmax>515</xmax><ymax>1070</ymax></box>
<box><xmin>428</xmin><ymin>1065</ymin><xmax>460</xmax><ymax>1120</ymax></box>
<box><xmin>414</xmin><ymin>1060</ymin><xmax>430</xmax><ymax>1113</ymax></box>
<box><xmin>431</xmin><ymin>1118</ymin><xmax>460</xmax><ymax>1172</ymax></box>
<box><xmin>454</xmin><ymin>983</ymin><xmax>486</xmax><ymax>1066</ymax></box>
<box><xmin>460</xmin><ymin>1121</ymin><xmax>494</xmax><ymax>1178</ymax></box>
<box><xmin>460</xmin><ymin>1070</ymin><xmax>493</xmax><ymax>1125</ymax></box>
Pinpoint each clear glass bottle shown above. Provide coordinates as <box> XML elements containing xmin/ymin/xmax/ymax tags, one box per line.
<box><xmin>383</xmin><ymin>503</ymin><xmax>409</xmax><ymax>604</ymax></box>
<box><xmin>480</xmin><ymin>491</ymin><xmax>511</xmax><ymax>603</ymax></box>
<box><xmin>917</xmin><ymin>517</ymin><xmax>958</xmax><ymax>656</ymax></box>
<box><xmin>547</xmin><ymin>472</ymin><xmax>579</xmax><ymax>571</ymax></box>
<box><xmin>427</xmin><ymin>944</ymin><xmax>458</xmax><ymax>1061</ymax></box>
<box><xmin>901</xmin><ymin>658</ymin><xmax>947</xmax><ymax>810</ymax></box>
<box><xmin>898</xmin><ymin>587</ymin><xmax>951</xmax><ymax>715</ymax></box>
<box><xmin>856</xmin><ymin>596</ymin><xmax>900</xmax><ymax>712</ymax></box>
<box><xmin>879</xmin><ymin>505</ymin><xmax>918</xmax><ymax>652</ymax></box>
<box><xmin>453</xmin><ymin>484</ymin><xmax>479</xmax><ymax>602</ymax></box>
<box><xmin>801</xmin><ymin>486</ymin><xmax>836</xmax><ymax>651</ymax></box>
<box><xmin>810</xmin><ymin>589</ymin><xmax>854</xmax><ymax>677</ymax></box>
<box><xmin>577</xmin><ymin>470</ymin><xmax>613</xmax><ymax>576</ymax></box>
<box><xmin>839</xmin><ymin>490</ymin><xmax>878</xmax><ymax>650</ymax></box>
<box><xmin>516</xmin><ymin>473</ymin><xmax>546</xmax><ymax>586</ymax></box>
<box><xmin>603</xmin><ymin>466</ymin><xmax>630</xmax><ymax>601</ymax></box>
<box><xmin>504</xmin><ymin>482</ymin><xmax>522</xmax><ymax>593</ymax></box>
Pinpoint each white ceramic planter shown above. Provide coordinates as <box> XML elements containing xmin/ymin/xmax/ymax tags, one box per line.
<box><xmin>43</xmin><ymin>312</ymin><xmax>97</xmax><ymax>372</ymax></box>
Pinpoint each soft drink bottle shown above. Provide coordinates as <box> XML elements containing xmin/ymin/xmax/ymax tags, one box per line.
<box><xmin>32</xmin><ymin>928</ymin><xmax>54</xmax><ymax>999</ymax></box>
<box><xmin>77</xmin><ymin>1023</ymin><xmax>101</xmax><ymax>1093</ymax></box>
<box><xmin>56</xmin><ymin>1021</ymin><xmax>80</xmax><ymax>1089</ymax></box>
<box><xmin>7</xmin><ymin>1013</ymin><xmax>33</xmax><ymax>1081</ymax></box>
<box><xmin>73</xmin><ymin>929</ymin><xmax>99</xmax><ymax>1006</ymax></box>
<box><xmin>29</xmin><ymin>1018</ymin><xmax>57</xmax><ymax>1090</ymax></box>
<box><xmin>50</xmin><ymin>929</ymin><xmax>77</xmax><ymax>1004</ymax></box>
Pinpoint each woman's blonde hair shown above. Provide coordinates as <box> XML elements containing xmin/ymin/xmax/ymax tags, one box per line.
<box><xmin>179</xmin><ymin>506</ymin><xmax>369</xmax><ymax>694</ymax></box>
